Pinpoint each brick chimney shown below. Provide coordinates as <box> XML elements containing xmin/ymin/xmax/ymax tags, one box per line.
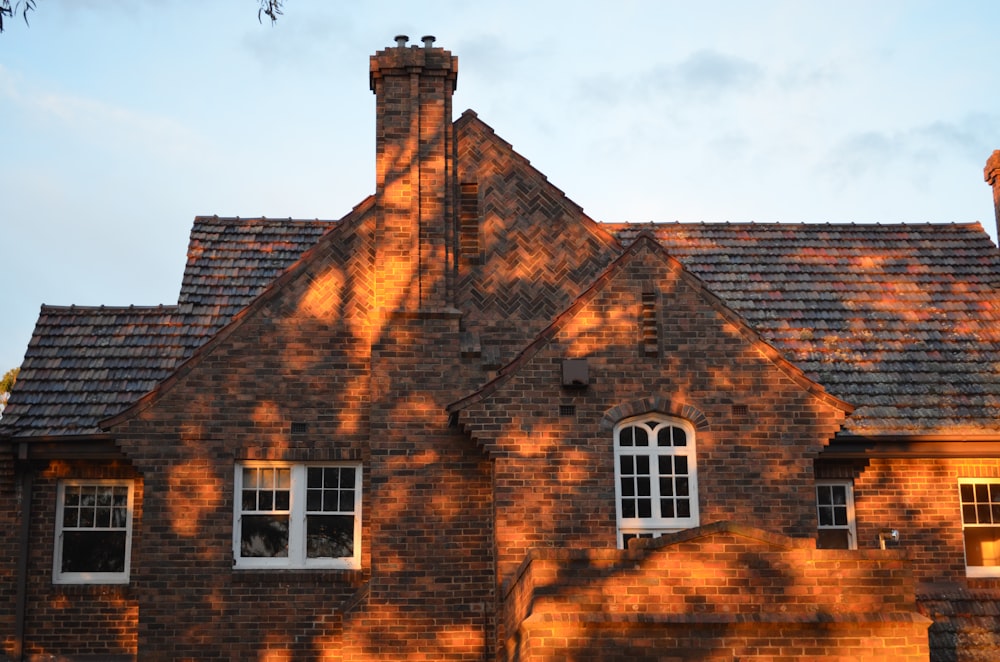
<box><xmin>986</xmin><ymin>150</ymin><xmax>1000</xmax><ymax>243</ymax></box>
<box><xmin>370</xmin><ymin>35</ymin><xmax>459</xmax><ymax>312</ymax></box>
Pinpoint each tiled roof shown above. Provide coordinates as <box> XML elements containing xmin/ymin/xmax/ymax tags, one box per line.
<box><xmin>607</xmin><ymin>222</ymin><xmax>1000</xmax><ymax>437</ymax></box>
<box><xmin>178</xmin><ymin>215</ymin><xmax>337</xmax><ymax>333</ymax></box>
<box><xmin>5</xmin><ymin>216</ymin><xmax>1000</xmax><ymax>440</ymax></box>
<box><xmin>2</xmin><ymin>216</ymin><xmax>336</xmax><ymax>437</ymax></box>
<box><xmin>0</xmin><ymin>305</ymin><xmax>194</xmax><ymax>437</ymax></box>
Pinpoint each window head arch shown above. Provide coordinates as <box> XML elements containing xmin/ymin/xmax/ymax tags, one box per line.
<box><xmin>614</xmin><ymin>415</ymin><xmax>699</xmax><ymax>548</ymax></box>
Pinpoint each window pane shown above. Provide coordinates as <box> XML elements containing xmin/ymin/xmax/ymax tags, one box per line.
<box><xmin>307</xmin><ymin>488</ymin><xmax>322</xmax><ymax>511</ymax></box>
<box><xmin>637</xmin><ymin>477</ymin><xmax>650</xmax><ymax>497</ymax></box>
<box><xmin>63</xmin><ymin>505</ymin><xmax>78</xmax><ymax>528</ymax></box>
<box><xmin>976</xmin><ymin>484</ymin><xmax>989</xmax><ymax>502</ymax></box>
<box><xmin>960</xmin><ymin>483</ymin><xmax>975</xmax><ymax>502</ymax></box>
<box><xmin>817</xmin><ymin>486</ymin><xmax>832</xmax><ymax>505</ymax></box>
<box><xmin>636</xmin><ymin>456</ymin><xmax>649</xmax><ymax>475</ymax></box>
<box><xmin>80</xmin><ymin>507</ymin><xmax>95</xmax><ymax>528</ymax></box>
<box><xmin>258</xmin><ymin>491</ymin><xmax>274</xmax><ymax>511</ymax></box>
<box><xmin>637</xmin><ymin>499</ymin><xmax>652</xmax><ymax>518</ymax></box>
<box><xmin>274</xmin><ymin>490</ymin><xmax>290</xmax><ymax>511</ymax></box>
<box><xmin>341</xmin><ymin>468</ymin><xmax>356</xmax><ymax>489</ymax></box>
<box><xmin>620</xmin><ymin>428</ymin><xmax>634</xmax><ymax>447</ymax></box>
<box><xmin>622</xmin><ymin>500</ymin><xmax>636</xmax><ymax>518</ymax></box>
<box><xmin>833</xmin><ymin>508</ymin><xmax>847</xmax><ymax>526</ymax></box>
<box><xmin>242</xmin><ymin>490</ymin><xmax>257</xmax><ymax>511</ymax></box>
<box><xmin>831</xmin><ymin>486</ymin><xmax>847</xmax><ymax>506</ymax></box>
<box><xmin>979</xmin><ymin>504</ymin><xmax>993</xmax><ymax>524</ymax></box>
<box><xmin>240</xmin><ymin>514</ymin><xmax>289</xmax><ymax>558</ymax></box>
<box><xmin>964</xmin><ymin>526</ymin><xmax>1000</xmax><ymax>567</ymax></box>
<box><xmin>308</xmin><ymin>467</ymin><xmax>323</xmax><ymax>489</ymax></box>
<box><xmin>61</xmin><ymin>531</ymin><xmax>126</xmax><ymax>573</ymax></box>
<box><xmin>676</xmin><ymin>499</ymin><xmax>691</xmax><ymax>518</ymax></box>
<box><xmin>307</xmin><ymin>515</ymin><xmax>354</xmax><ymax>558</ymax></box>
<box><xmin>674</xmin><ymin>456</ymin><xmax>688</xmax><ymax>475</ymax></box>
<box><xmin>658</xmin><ymin>456</ymin><xmax>671</xmax><ymax>475</ymax></box>
<box><xmin>964</xmin><ymin>504</ymin><xmax>979</xmax><ymax>524</ymax></box>
<box><xmin>818</xmin><ymin>506</ymin><xmax>833</xmax><ymax>526</ymax></box>
<box><xmin>620</xmin><ymin>456</ymin><xmax>634</xmax><ymax>474</ymax></box>
<box><xmin>672</xmin><ymin>427</ymin><xmax>687</xmax><ymax>447</ymax></box>
<box><xmin>661</xmin><ymin>498</ymin><xmax>675</xmax><ymax>518</ymax></box>
<box><xmin>633</xmin><ymin>428</ymin><xmax>649</xmax><ymax>447</ymax></box>
<box><xmin>339</xmin><ymin>490</ymin><xmax>355</xmax><ymax>512</ymax></box>
<box><xmin>621</xmin><ymin>477</ymin><xmax>635</xmax><ymax>497</ymax></box>
<box><xmin>657</xmin><ymin>428</ymin><xmax>671</xmax><ymax>447</ymax></box>
<box><xmin>676</xmin><ymin>477</ymin><xmax>689</xmax><ymax>497</ymax></box>
<box><xmin>659</xmin><ymin>476</ymin><xmax>673</xmax><ymax>497</ymax></box>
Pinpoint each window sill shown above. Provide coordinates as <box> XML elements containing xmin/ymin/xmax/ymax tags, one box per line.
<box><xmin>966</xmin><ymin>566</ymin><xmax>1000</xmax><ymax>579</ymax></box>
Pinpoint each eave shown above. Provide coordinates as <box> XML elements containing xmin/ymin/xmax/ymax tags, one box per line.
<box><xmin>8</xmin><ymin>434</ymin><xmax>125</xmax><ymax>461</ymax></box>
<box><xmin>823</xmin><ymin>435</ymin><xmax>1000</xmax><ymax>459</ymax></box>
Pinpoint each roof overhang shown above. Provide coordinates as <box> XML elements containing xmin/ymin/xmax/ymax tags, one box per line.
<box><xmin>823</xmin><ymin>435</ymin><xmax>1000</xmax><ymax>459</ymax></box>
<box><xmin>8</xmin><ymin>434</ymin><xmax>125</xmax><ymax>461</ymax></box>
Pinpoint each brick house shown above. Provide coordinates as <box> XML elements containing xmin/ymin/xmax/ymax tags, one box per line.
<box><xmin>3</xmin><ymin>36</ymin><xmax>1000</xmax><ymax>661</ymax></box>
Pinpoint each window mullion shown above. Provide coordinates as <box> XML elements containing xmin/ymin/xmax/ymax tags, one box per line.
<box><xmin>289</xmin><ymin>465</ymin><xmax>306</xmax><ymax>565</ymax></box>
<box><xmin>648</xmin><ymin>445</ymin><xmax>664</xmax><ymax>522</ymax></box>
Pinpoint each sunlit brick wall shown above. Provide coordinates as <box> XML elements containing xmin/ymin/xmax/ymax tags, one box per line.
<box><xmin>502</xmin><ymin>529</ymin><xmax>929</xmax><ymax>661</ymax></box>
<box><xmin>459</xmin><ymin>239</ymin><xmax>849</xmax><ymax>582</ymax></box>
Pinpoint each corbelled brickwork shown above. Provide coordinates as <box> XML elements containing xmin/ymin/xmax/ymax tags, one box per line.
<box><xmin>370</xmin><ymin>37</ymin><xmax>458</xmax><ymax>313</ymax></box>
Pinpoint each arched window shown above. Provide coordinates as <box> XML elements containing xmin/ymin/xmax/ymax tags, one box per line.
<box><xmin>614</xmin><ymin>416</ymin><xmax>699</xmax><ymax>548</ymax></box>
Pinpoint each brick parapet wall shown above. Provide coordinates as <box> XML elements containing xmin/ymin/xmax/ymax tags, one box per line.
<box><xmin>502</xmin><ymin>522</ymin><xmax>929</xmax><ymax>661</ymax></box>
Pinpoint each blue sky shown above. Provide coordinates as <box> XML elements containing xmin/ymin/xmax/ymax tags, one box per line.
<box><xmin>2</xmin><ymin>1</ymin><xmax>999</xmax><ymax>374</ymax></box>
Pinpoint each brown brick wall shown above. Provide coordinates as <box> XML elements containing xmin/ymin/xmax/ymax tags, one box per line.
<box><xmin>458</xmin><ymin>240</ymin><xmax>849</xmax><ymax>581</ymax></box>
<box><xmin>341</xmin><ymin>312</ymin><xmax>495</xmax><ymax>661</ymax></box>
<box><xmin>453</xmin><ymin>111</ymin><xmax>619</xmax><ymax>368</ymax></box>
<box><xmin>0</xmin><ymin>454</ymin><xmax>16</xmax><ymax>659</ymax></box>
<box><xmin>110</xmin><ymin>242</ymin><xmax>377</xmax><ymax>659</ymax></box>
<box><xmin>19</xmin><ymin>460</ymin><xmax>140</xmax><ymax>660</ymax></box>
<box><xmin>850</xmin><ymin>458</ymin><xmax>1000</xmax><ymax>586</ymax></box>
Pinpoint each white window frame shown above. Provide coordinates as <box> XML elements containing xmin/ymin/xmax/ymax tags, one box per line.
<box><xmin>815</xmin><ymin>480</ymin><xmax>857</xmax><ymax>550</ymax></box>
<box><xmin>614</xmin><ymin>415</ymin><xmax>699</xmax><ymax>548</ymax></box>
<box><xmin>53</xmin><ymin>479</ymin><xmax>134</xmax><ymax>585</ymax></box>
<box><xmin>233</xmin><ymin>462</ymin><xmax>362</xmax><ymax>570</ymax></box>
<box><xmin>958</xmin><ymin>479</ymin><xmax>1000</xmax><ymax>578</ymax></box>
